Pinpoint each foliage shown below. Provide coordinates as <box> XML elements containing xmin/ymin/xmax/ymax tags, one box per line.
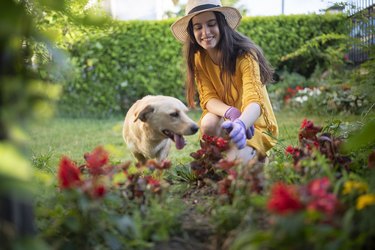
<box><xmin>189</xmin><ymin>134</ymin><xmax>233</xmax><ymax>182</ymax></box>
<box><xmin>213</xmin><ymin>118</ymin><xmax>375</xmax><ymax>250</ymax></box>
<box><xmin>26</xmin><ymin>113</ymin><xmax>375</xmax><ymax>249</ymax></box>
<box><xmin>281</xmin><ymin>33</ymin><xmax>349</xmax><ymax>77</ymax></box>
<box><xmin>52</xmin><ymin>14</ymin><xmax>346</xmax><ymax>117</ymax></box>
<box><xmin>350</xmin><ymin>48</ymin><xmax>375</xmax><ymax>106</ymax></box>
<box><xmin>269</xmin><ymin>59</ymin><xmax>373</xmax><ymax>115</ymax></box>
<box><xmin>239</xmin><ymin>14</ymin><xmax>347</xmax><ymax>72</ymax></box>
<box><xmin>0</xmin><ymin>0</ymin><xmax>64</xmax><ymax>248</ymax></box>
<box><xmin>36</xmin><ymin>146</ymin><xmax>183</xmax><ymax>249</ymax></box>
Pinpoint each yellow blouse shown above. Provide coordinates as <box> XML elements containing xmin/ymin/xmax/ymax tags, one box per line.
<box><xmin>194</xmin><ymin>50</ymin><xmax>279</xmax><ymax>156</ymax></box>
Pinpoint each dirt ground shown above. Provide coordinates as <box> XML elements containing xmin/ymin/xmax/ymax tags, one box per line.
<box><xmin>151</xmin><ymin>185</ymin><xmax>222</xmax><ymax>250</ymax></box>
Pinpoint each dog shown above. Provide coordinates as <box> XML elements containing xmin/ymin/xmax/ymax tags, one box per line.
<box><xmin>122</xmin><ymin>95</ymin><xmax>199</xmax><ymax>163</ymax></box>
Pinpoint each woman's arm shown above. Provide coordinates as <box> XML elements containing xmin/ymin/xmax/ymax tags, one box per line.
<box><xmin>206</xmin><ymin>98</ymin><xmax>231</xmax><ymax>117</ymax></box>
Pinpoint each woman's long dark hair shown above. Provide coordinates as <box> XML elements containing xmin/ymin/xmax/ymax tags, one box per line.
<box><xmin>184</xmin><ymin>11</ymin><xmax>274</xmax><ymax>108</ymax></box>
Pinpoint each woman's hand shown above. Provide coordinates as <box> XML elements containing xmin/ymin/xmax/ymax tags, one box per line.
<box><xmin>221</xmin><ymin>119</ymin><xmax>254</xmax><ymax>149</ymax></box>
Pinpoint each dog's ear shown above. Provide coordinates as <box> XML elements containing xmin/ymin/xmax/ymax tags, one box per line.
<box><xmin>134</xmin><ymin>105</ymin><xmax>154</xmax><ymax>122</ymax></box>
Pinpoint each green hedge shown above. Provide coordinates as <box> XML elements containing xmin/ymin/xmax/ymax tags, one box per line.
<box><xmin>58</xmin><ymin>14</ymin><xmax>346</xmax><ymax>118</ymax></box>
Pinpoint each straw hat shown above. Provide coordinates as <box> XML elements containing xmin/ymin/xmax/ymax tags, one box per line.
<box><xmin>170</xmin><ymin>0</ymin><xmax>242</xmax><ymax>43</ymax></box>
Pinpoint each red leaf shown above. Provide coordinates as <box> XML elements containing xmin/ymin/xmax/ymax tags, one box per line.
<box><xmin>84</xmin><ymin>146</ymin><xmax>109</xmax><ymax>175</ymax></box>
<box><xmin>58</xmin><ymin>156</ymin><xmax>81</xmax><ymax>189</ymax></box>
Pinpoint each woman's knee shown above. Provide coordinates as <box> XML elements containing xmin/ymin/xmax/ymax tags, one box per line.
<box><xmin>200</xmin><ymin>122</ymin><xmax>217</xmax><ymax>136</ymax></box>
<box><xmin>201</xmin><ymin>113</ymin><xmax>222</xmax><ymax>136</ymax></box>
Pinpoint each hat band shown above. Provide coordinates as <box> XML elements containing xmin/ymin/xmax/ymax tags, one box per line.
<box><xmin>188</xmin><ymin>4</ymin><xmax>220</xmax><ymax>15</ymax></box>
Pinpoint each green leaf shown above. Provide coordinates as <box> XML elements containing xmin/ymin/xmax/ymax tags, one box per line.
<box><xmin>343</xmin><ymin>120</ymin><xmax>375</xmax><ymax>152</ymax></box>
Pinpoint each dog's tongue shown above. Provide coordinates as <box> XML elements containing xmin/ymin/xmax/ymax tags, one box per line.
<box><xmin>174</xmin><ymin>134</ymin><xmax>185</xmax><ymax>150</ymax></box>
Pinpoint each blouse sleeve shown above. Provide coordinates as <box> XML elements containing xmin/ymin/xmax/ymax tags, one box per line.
<box><xmin>240</xmin><ymin>54</ymin><xmax>264</xmax><ymax>109</ymax></box>
<box><xmin>240</xmin><ymin>54</ymin><xmax>274</xmax><ymax>132</ymax></box>
<box><xmin>195</xmin><ymin>56</ymin><xmax>220</xmax><ymax>110</ymax></box>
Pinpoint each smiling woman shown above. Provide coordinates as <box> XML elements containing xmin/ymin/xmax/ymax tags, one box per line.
<box><xmin>170</xmin><ymin>0</ymin><xmax>278</xmax><ymax>165</ymax></box>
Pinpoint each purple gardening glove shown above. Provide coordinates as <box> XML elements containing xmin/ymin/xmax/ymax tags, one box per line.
<box><xmin>245</xmin><ymin>124</ymin><xmax>255</xmax><ymax>139</ymax></box>
<box><xmin>221</xmin><ymin>119</ymin><xmax>255</xmax><ymax>149</ymax></box>
<box><xmin>224</xmin><ymin>106</ymin><xmax>241</xmax><ymax>121</ymax></box>
<box><xmin>221</xmin><ymin>119</ymin><xmax>246</xmax><ymax>149</ymax></box>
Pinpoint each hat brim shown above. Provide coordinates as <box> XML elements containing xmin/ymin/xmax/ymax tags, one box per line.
<box><xmin>170</xmin><ymin>6</ymin><xmax>242</xmax><ymax>43</ymax></box>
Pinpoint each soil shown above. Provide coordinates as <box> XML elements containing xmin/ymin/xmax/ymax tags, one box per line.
<box><xmin>151</xmin><ymin>184</ymin><xmax>220</xmax><ymax>250</ymax></box>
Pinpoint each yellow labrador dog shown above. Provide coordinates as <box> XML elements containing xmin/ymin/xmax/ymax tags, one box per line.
<box><xmin>123</xmin><ymin>95</ymin><xmax>199</xmax><ymax>163</ymax></box>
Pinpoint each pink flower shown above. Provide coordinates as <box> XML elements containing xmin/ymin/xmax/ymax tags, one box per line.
<box><xmin>58</xmin><ymin>156</ymin><xmax>81</xmax><ymax>189</ymax></box>
<box><xmin>267</xmin><ymin>183</ymin><xmax>303</xmax><ymax>215</ymax></box>
<box><xmin>307</xmin><ymin>193</ymin><xmax>338</xmax><ymax>216</ymax></box>
<box><xmin>308</xmin><ymin>177</ymin><xmax>331</xmax><ymax>197</ymax></box>
<box><xmin>307</xmin><ymin>177</ymin><xmax>338</xmax><ymax>216</ymax></box>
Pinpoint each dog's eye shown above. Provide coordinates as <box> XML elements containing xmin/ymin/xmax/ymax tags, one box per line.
<box><xmin>170</xmin><ymin>111</ymin><xmax>179</xmax><ymax>118</ymax></box>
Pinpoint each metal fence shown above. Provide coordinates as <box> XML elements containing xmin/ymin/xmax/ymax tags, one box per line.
<box><xmin>347</xmin><ymin>0</ymin><xmax>375</xmax><ymax>64</ymax></box>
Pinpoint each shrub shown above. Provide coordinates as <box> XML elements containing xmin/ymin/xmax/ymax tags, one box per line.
<box><xmin>53</xmin><ymin>14</ymin><xmax>346</xmax><ymax>117</ymax></box>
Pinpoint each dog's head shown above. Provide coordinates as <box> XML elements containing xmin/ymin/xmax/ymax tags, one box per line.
<box><xmin>133</xmin><ymin>96</ymin><xmax>199</xmax><ymax>150</ymax></box>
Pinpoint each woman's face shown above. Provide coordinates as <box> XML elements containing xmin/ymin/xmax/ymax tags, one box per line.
<box><xmin>191</xmin><ymin>11</ymin><xmax>220</xmax><ymax>51</ymax></box>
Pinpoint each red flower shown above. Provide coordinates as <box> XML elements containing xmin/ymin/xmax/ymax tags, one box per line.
<box><xmin>216</xmin><ymin>137</ymin><xmax>229</xmax><ymax>150</ymax></box>
<box><xmin>285</xmin><ymin>145</ymin><xmax>301</xmax><ymax>161</ymax></box>
<box><xmin>145</xmin><ymin>176</ymin><xmax>160</xmax><ymax>186</ymax></box>
<box><xmin>287</xmin><ymin>87</ymin><xmax>295</xmax><ymax>94</ymax></box>
<box><xmin>58</xmin><ymin>156</ymin><xmax>81</xmax><ymax>189</ymax></box>
<box><xmin>267</xmin><ymin>183</ymin><xmax>303</xmax><ymax>215</ymax></box>
<box><xmin>202</xmin><ymin>134</ymin><xmax>213</xmax><ymax>143</ymax></box>
<box><xmin>92</xmin><ymin>185</ymin><xmax>106</xmax><ymax>198</ymax></box>
<box><xmin>300</xmin><ymin>119</ymin><xmax>311</xmax><ymax>129</ymax></box>
<box><xmin>295</xmin><ymin>86</ymin><xmax>303</xmax><ymax>91</ymax></box>
<box><xmin>84</xmin><ymin>146</ymin><xmax>109</xmax><ymax>175</ymax></box>
<box><xmin>145</xmin><ymin>176</ymin><xmax>161</xmax><ymax>193</ymax></box>
<box><xmin>285</xmin><ymin>145</ymin><xmax>298</xmax><ymax>155</ymax></box>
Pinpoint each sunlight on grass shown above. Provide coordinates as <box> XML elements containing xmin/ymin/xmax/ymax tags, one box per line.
<box><xmin>26</xmin><ymin>110</ymin><xmax>361</xmax><ymax>172</ymax></box>
<box><xmin>27</xmin><ymin>117</ymin><xmax>127</xmax><ymax>170</ymax></box>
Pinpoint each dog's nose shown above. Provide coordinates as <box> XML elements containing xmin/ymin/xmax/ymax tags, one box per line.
<box><xmin>191</xmin><ymin>124</ymin><xmax>199</xmax><ymax>134</ymax></box>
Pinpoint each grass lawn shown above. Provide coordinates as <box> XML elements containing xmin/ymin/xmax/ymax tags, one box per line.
<box><xmin>26</xmin><ymin>109</ymin><xmax>360</xmax><ymax>172</ymax></box>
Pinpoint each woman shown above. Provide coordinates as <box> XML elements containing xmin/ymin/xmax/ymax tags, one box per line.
<box><xmin>170</xmin><ymin>0</ymin><xmax>278</xmax><ymax>164</ymax></box>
